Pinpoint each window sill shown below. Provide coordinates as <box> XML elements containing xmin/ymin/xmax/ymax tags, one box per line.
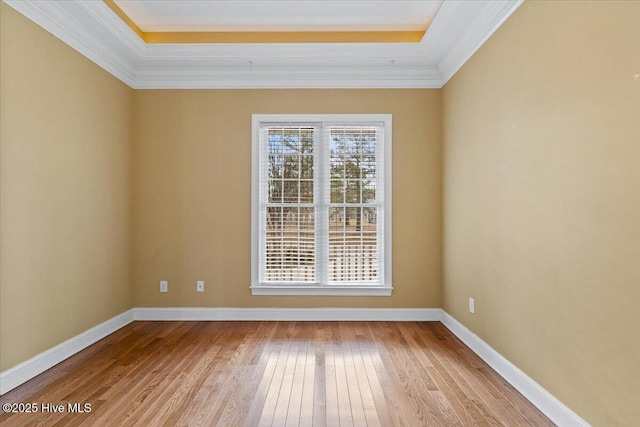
<box><xmin>250</xmin><ymin>285</ymin><xmax>393</xmax><ymax>296</ymax></box>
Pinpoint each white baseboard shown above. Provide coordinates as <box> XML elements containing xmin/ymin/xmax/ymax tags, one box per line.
<box><xmin>133</xmin><ymin>307</ymin><xmax>442</xmax><ymax>322</ymax></box>
<box><xmin>440</xmin><ymin>311</ymin><xmax>589</xmax><ymax>427</ymax></box>
<box><xmin>0</xmin><ymin>309</ymin><xmax>135</xmax><ymax>395</ymax></box>
<box><xmin>0</xmin><ymin>306</ymin><xmax>590</xmax><ymax>427</ymax></box>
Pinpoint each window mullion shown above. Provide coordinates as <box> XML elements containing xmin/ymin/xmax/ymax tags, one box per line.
<box><xmin>316</xmin><ymin>125</ymin><xmax>327</xmax><ymax>285</ymax></box>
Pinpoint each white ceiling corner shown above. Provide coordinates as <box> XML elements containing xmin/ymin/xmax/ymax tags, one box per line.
<box><xmin>3</xmin><ymin>0</ymin><xmax>524</xmax><ymax>89</ymax></box>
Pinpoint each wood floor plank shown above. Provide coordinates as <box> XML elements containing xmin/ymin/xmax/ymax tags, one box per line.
<box><xmin>257</xmin><ymin>331</ymin><xmax>292</xmax><ymax>427</ymax></box>
<box><xmin>312</xmin><ymin>323</ymin><xmax>328</xmax><ymax>427</ymax></box>
<box><xmin>392</xmin><ymin>323</ymin><xmax>462</xmax><ymax>426</ymax></box>
<box><xmin>355</xmin><ymin>339</ymin><xmax>392</xmax><ymax>427</ymax></box>
<box><xmin>346</xmin><ymin>330</ymin><xmax>379</xmax><ymax>427</ymax></box>
<box><xmin>194</xmin><ymin>322</ymin><xmax>274</xmax><ymax>426</ymax></box>
<box><xmin>170</xmin><ymin>322</ymin><xmax>260</xmax><ymax>426</ymax></box>
<box><xmin>299</xmin><ymin>340</ymin><xmax>316</xmax><ymax>427</ymax></box>
<box><xmin>214</xmin><ymin>322</ymin><xmax>280</xmax><ymax>427</ymax></box>
<box><xmin>403</xmin><ymin>323</ymin><xmax>481</xmax><ymax>426</ymax></box>
<box><xmin>273</xmin><ymin>339</ymin><xmax>300</xmax><ymax>426</ymax></box>
<box><xmin>0</xmin><ymin>321</ymin><xmax>555</xmax><ymax>427</ymax></box>
<box><xmin>365</xmin><ymin>322</ymin><xmax>426</xmax><ymax>427</ymax></box>
<box><xmin>323</xmin><ymin>342</ymin><xmax>340</xmax><ymax>427</ymax></box>
<box><xmin>371</xmin><ymin>322</ymin><xmax>445</xmax><ymax>426</ymax></box>
<box><xmin>334</xmin><ymin>340</ymin><xmax>354</xmax><ymax>427</ymax></box>
<box><xmin>285</xmin><ymin>341</ymin><xmax>307</xmax><ymax>426</ymax></box>
<box><xmin>243</xmin><ymin>326</ymin><xmax>286</xmax><ymax>427</ymax></box>
<box><xmin>88</xmin><ymin>322</ymin><xmax>214</xmax><ymax>427</ymax></box>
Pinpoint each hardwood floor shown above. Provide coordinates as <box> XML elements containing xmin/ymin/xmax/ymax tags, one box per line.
<box><xmin>0</xmin><ymin>321</ymin><xmax>554</xmax><ymax>426</ymax></box>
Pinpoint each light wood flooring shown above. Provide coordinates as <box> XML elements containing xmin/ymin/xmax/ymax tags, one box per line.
<box><xmin>0</xmin><ymin>321</ymin><xmax>554</xmax><ymax>426</ymax></box>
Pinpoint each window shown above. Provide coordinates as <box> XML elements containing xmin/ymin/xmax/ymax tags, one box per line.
<box><xmin>251</xmin><ymin>114</ymin><xmax>392</xmax><ymax>296</ymax></box>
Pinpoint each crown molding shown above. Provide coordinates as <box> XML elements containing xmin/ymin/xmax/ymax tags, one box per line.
<box><xmin>133</xmin><ymin>65</ymin><xmax>442</xmax><ymax>89</ymax></box>
<box><xmin>74</xmin><ymin>0</ymin><xmax>146</xmax><ymax>58</ymax></box>
<box><xmin>3</xmin><ymin>0</ymin><xmax>523</xmax><ymax>89</ymax></box>
<box><xmin>419</xmin><ymin>0</ymin><xmax>467</xmax><ymax>60</ymax></box>
<box><xmin>437</xmin><ymin>0</ymin><xmax>524</xmax><ymax>85</ymax></box>
<box><xmin>4</xmin><ymin>0</ymin><xmax>138</xmax><ymax>86</ymax></box>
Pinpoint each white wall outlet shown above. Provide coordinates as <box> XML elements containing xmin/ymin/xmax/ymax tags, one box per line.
<box><xmin>469</xmin><ymin>297</ymin><xmax>475</xmax><ymax>314</ymax></box>
<box><xmin>197</xmin><ymin>280</ymin><xmax>204</xmax><ymax>292</ymax></box>
<box><xmin>160</xmin><ymin>281</ymin><xmax>168</xmax><ymax>293</ymax></box>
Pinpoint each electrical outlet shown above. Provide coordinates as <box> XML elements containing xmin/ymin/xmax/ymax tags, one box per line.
<box><xmin>160</xmin><ymin>280</ymin><xmax>168</xmax><ymax>293</ymax></box>
<box><xmin>197</xmin><ymin>280</ymin><xmax>204</xmax><ymax>292</ymax></box>
<box><xmin>469</xmin><ymin>297</ymin><xmax>475</xmax><ymax>314</ymax></box>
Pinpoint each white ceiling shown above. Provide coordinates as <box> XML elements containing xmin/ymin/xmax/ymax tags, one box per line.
<box><xmin>114</xmin><ymin>0</ymin><xmax>443</xmax><ymax>32</ymax></box>
<box><xmin>3</xmin><ymin>0</ymin><xmax>524</xmax><ymax>89</ymax></box>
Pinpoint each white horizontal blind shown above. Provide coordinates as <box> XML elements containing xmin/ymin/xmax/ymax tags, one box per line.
<box><xmin>323</xmin><ymin>125</ymin><xmax>384</xmax><ymax>284</ymax></box>
<box><xmin>258</xmin><ymin>121</ymin><xmax>385</xmax><ymax>286</ymax></box>
<box><xmin>259</xmin><ymin>125</ymin><xmax>317</xmax><ymax>283</ymax></box>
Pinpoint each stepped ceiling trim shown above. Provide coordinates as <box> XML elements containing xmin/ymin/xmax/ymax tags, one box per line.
<box><xmin>3</xmin><ymin>0</ymin><xmax>523</xmax><ymax>89</ymax></box>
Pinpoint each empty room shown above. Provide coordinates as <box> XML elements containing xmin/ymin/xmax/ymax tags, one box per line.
<box><xmin>0</xmin><ymin>0</ymin><xmax>638</xmax><ymax>425</ymax></box>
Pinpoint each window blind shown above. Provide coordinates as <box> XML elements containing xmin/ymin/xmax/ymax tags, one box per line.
<box><xmin>258</xmin><ymin>122</ymin><xmax>385</xmax><ymax>286</ymax></box>
<box><xmin>259</xmin><ymin>125</ymin><xmax>317</xmax><ymax>283</ymax></box>
<box><xmin>324</xmin><ymin>125</ymin><xmax>384</xmax><ymax>284</ymax></box>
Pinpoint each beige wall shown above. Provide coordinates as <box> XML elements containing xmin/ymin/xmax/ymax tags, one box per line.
<box><xmin>132</xmin><ymin>89</ymin><xmax>442</xmax><ymax>308</ymax></box>
<box><xmin>442</xmin><ymin>1</ymin><xmax>640</xmax><ymax>425</ymax></box>
<box><xmin>0</xmin><ymin>4</ymin><xmax>134</xmax><ymax>370</ymax></box>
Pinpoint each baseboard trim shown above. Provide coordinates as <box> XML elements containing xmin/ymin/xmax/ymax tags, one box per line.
<box><xmin>133</xmin><ymin>307</ymin><xmax>442</xmax><ymax>322</ymax></box>
<box><xmin>0</xmin><ymin>306</ymin><xmax>590</xmax><ymax>426</ymax></box>
<box><xmin>440</xmin><ymin>311</ymin><xmax>589</xmax><ymax>427</ymax></box>
<box><xmin>0</xmin><ymin>309</ymin><xmax>135</xmax><ymax>395</ymax></box>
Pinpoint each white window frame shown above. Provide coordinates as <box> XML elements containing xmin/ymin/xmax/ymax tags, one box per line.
<box><xmin>251</xmin><ymin>114</ymin><xmax>392</xmax><ymax>296</ymax></box>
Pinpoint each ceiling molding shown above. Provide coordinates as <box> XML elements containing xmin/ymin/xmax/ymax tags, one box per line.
<box><xmin>5</xmin><ymin>0</ymin><xmax>138</xmax><ymax>86</ymax></box>
<box><xmin>437</xmin><ymin>0</ymin><xmax>524</xmax><ymax>84</ymax></box>
<box><xmin>75</xmin><ymin>0</ymin><xmax>146</xmax><ymax>58</ymax></box>
<box><xmin>134</xmin><ymin>65</ymin><xmax>442</xmax><ymax>90</ymax></box>
<box><xmin>3</xmin><ymin>0</ymin><xmax>523</xmax><ymax>89</ymax></box>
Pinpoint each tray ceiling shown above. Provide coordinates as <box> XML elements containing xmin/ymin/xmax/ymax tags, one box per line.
<box><xmin>3</xmin><ymin>0</ymin><xmax>524</xmax><ymax>89</ymax></box>
<box><xmin>112</xmin><ymin>0</ymin><xmax>442</xmax><ymax>32</ymax></box>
